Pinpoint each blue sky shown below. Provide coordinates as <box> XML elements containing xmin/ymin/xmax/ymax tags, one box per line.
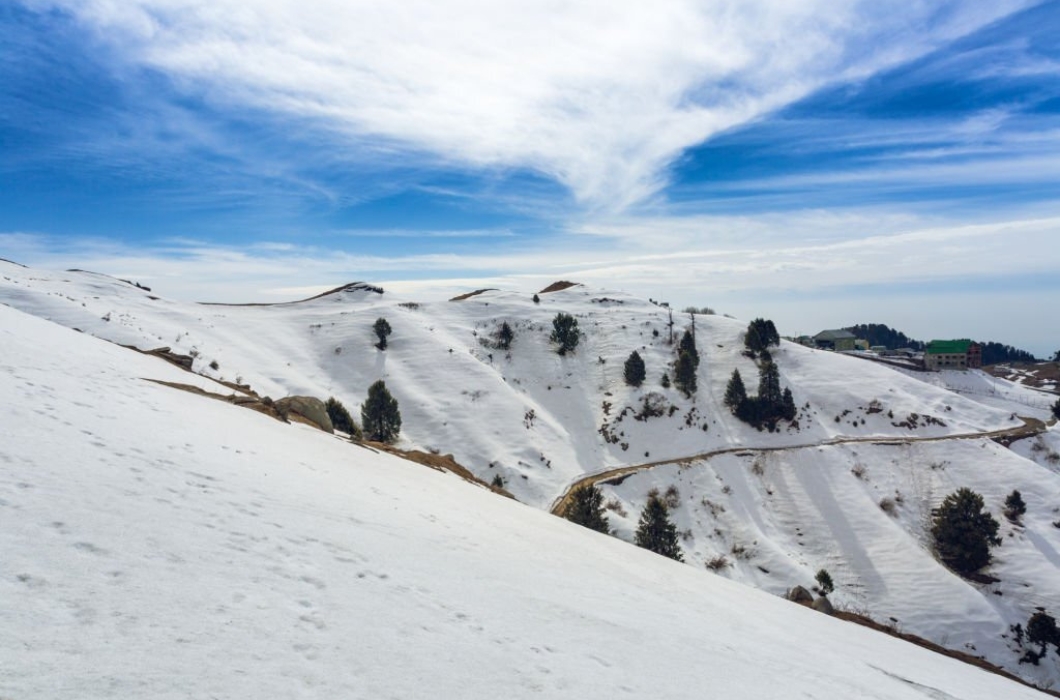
<box><xmin>2</xmin><ymin>1</ymin><xmax>1059</xmax><ymax>356</ymax></box>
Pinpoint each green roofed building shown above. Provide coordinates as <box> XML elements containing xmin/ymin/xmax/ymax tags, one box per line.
<box><xmin>924</xmin><ymin>339</ymin><xmax>982</xmax><ymax>371</ymax></box>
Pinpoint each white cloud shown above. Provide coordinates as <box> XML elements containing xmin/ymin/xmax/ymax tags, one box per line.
<box><xmin>25</xmin><ymin>0</ymin><xmax>1032</xmax><ymax>209</ymax></box>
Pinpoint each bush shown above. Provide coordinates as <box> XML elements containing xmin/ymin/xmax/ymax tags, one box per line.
<box><xmin>624</xmin><ymin>350</ymin><xmax>646</xmax><ymax>387</ymax></box>
<box><xmin>550</xmin><ymin>312</ymin><xmax>580</xmax><ymax>355</ymax></box>
<box><xmin>931</xmin><ymin>487</ymin><xmax>1001</xmax><ymax>575</ymax></box>
<box><xmin>815</xmin><ymin>568</ymin><xmax>835</xmax><ymax>595</ymax></box>
<box><xmin>564</xmin><ymin>484</ymin><xmax>610</xmax><ymax>534</ymax></box>
<box><xmin>360</xmin><ymin>380</ymin><xmax>402</xmax><ymax>443</ymax></box>
<box><xmin>1004</xmin><ymin>490</ymin><xmax>1027</xmax><ymax>523</ymax></box>
<box><xmin>325</xmin><ymin>397</ymin><xmax>362</xmax><ymax>439</ymax></box>
<box><xmin>1052</xmin><ymin>397</ymin><xmax>1060</xmax><ymax>420</ymax></box>
<box><xmin>373</xmin><ymin>317</ymin><xmax>392</xmax><ymax>350</ymax></box>
<box><xmin>660</xmin><ymin>373</ymin><xmax>671</xmax><ymax>389</ymax></box>
<box><xmin>634</xmin><ymin>494</ymin><xmax>684</xmax><ymax>561</ymax></box>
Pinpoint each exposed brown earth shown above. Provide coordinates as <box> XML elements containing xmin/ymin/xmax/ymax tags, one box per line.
<box><xmin>538</xmin><ymin>280</ymin><xmax>580</xmax><ymax>294</ymax></box>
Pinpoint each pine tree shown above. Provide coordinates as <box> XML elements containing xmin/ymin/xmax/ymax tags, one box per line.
<box><xmin>660</xmin><ymin>373</ymin><xmax>671</xmax><ymax>388</ymax></box>
<box><xmin>931</xmin><ymin>487</ymin><xmax>1001</xmax><ymax>575</ymax></box>
<box><xmin>1052</xmin><ymin>397</ymin><xmax>1060</xmax><ymax>420</ymax></box>
<box><xmin>815</xmin><ymin>568</ymin><xmax>835</xmax><ymax>595</ymax></box>
<box><xmin>674</xmin><ymin>350</ymin><xmax>697</xmax><ymax>397</ymax></box>
<box><xmin>678</xmin><ymin>329</ymin><xmax>699</xmax><ymax>367</ymax></box>
<box><xmin>745</xmin><ymin>318</ymin><xmax>780</xmax><ymax>355</ymax></box>
<box><xmin>496</xmin><ymin>321</ymin><xmax>514</xmax><ymax>350</ymax></box>
<box><xmin>1004</xmin><ymin>490</ymin><xmax>1027</xmax><ymax>523</ymax></box>
<box><xmin>325</xmin><ymin>396</ymin><xmax>361</xmax><ymax>439</ymax></box>
<box><xmin>724</xmin><ymin>369</ymin><xmax>746</xmax><ymax>410</ymax></box>
<box><xmin>550</xmin><ymin>312</ymin><xmax>580</xmax><ymax>355</ymax></box>
<box><xmin>624</xmin><ymin>350</ymin><xmax>646</xmax><ymax>387</ymax></box>
<box><xmin>781</xmin><ymin>387</ymin><xmax>796</xmax><ymax>421</ymax></box>
<box><xmin>634</xmin><ymin>494</ymin><xmax>684</xmax><ymax>561</ymax></box>
<box><xmin>360</xmin><ymin>380</ymin><xmax>402</xmax><ymax>443</ymax></box>
<box><xmin>373</xmin><ymin>317</ymin><xmax>392</xmax><ymax>350</ymax></box>
<box><xmin>1027</xmin><ymin>612</ymin><xmax>1059</xmax><ymax>661</ymax></box>
<box><xmin>532</xmin><ymin>293</ymin><xmax>540</xmax><ymax>304</ymax></box>
<box><xmin>564</xmin><ymin>484</ymin><xmax>610</xmax><ymax>534</ymax></box>
<box><xmin>757</xmin><ymin>361</ymin><xmax>782</xmax><ymax>406</ymax></box>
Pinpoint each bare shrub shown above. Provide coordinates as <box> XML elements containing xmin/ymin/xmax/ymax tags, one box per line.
<box><xmin>705</xmin><ymin>555</ymin><xmax>730</xmax><ymax>571</ymax></box>
<box><xmin>663</xmin><ymin>485</ymin><xmax>681</xmax><ymax>509</ymax></box>
<box><xmin>879</xmin><ymin>497</ymin><xmax>897</xmax><ymax>515</ymax></box>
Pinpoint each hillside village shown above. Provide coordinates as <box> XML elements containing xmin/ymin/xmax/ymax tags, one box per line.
<box><xmin>3</xmin><ymin>261</ymin><xmax>1060</xmax><ymax>694</ymax></box>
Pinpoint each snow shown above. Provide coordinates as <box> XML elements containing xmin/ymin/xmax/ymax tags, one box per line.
<box><xmin>0</xmin><ymin>263</ymin><xmax>1023</xmax><ymax>508</ymax></box>
<box><xmin>0</xmin><ymin>303</ymin><xmax>1048</xmax><ymax>698</ymax></box>
<box><xmin>4</xmin><ymin>261</ymin><xmax>1060</xmax><ymax>689</ymax></box>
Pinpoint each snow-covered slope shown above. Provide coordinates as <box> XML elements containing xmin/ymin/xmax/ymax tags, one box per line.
<box><xmin>4</xmin><ymin>261</ymin><xmax>1059</xmax><ymax>688</ymax></box>
<box><xmin>0</xmin><ymin>263</ymin><xmax>1025</xmax><ymax>507</ymax></box>
<box><xmin>0</xmin><ymin>303</ymin><xmax>1047</xmax><ymax>699</ymax></box>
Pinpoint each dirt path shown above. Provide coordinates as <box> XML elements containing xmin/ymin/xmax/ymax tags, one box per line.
<box><xmin>549</xmin><ymin>416</ymin><xmax>1051</xmax><ymax>515</ymax></box>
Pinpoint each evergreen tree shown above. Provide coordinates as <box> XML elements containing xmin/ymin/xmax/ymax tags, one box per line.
<box><xmin>660</xmin><ymin>373</ymin><xmax>671</xmax><ymax>388</ymax></box>
<box><xmin>815</xmin><ymin>568</ymin><xmax>835</xmax><ymax>595</ymax></box>
<box><xmin>624</xmin><ymin>350</ymin><xmax>646</xmax><ymax>387</ymax></box>
<box><xmin>678</xmin><ymin>329</ymin><xmax>699</xmax><ymax>367</ymax></box>
<box><xmin>724</xmin><ymin>369</ymin><xmax>747</xmax><ymax>410</ymax></box>
<box><xmin>564</xmin><ymin>484</ymin><xmax>610</xmax><ymax>534</ymax></box>
<box><xmin>373</xmin><ymin>317</ymin><xmax>392</xmax><ymax>350</ymax></box>
<box><xmin>757</xmin><ymin>361</ymin><xmax>782</xmax><ymax>406</ymax></box>
<box><xmin>674</xmin><ymin>350</ymin><xmax>697</xmax><ymax>397</ymax></box>
<box><xmin>325</xmin><ymin>396</ymin><xmax>361</xmax><ymax>440</ymax></box>
<box><xmin>634</xmin><ymin>494</ymin><xmax>684</xmax><ymax>561</ymax></box>
<box><xmin>360</xmin><ymin>380</ymin><xmax>402</xmax><ymax>443</ymax></box>
<box><xmin>1027</xmin><ymin>612</ymin><xmax>1060</xmax><ymax>662</ymax></box>
<box><xmin>490</xmin><ymin>473</ymin><xmax>505</xmax><ymax>489</ymax></box>
<box><xmin>496</xmin><ymin>321</ymin><xmax>514</xmax><ymax>350</ymax></box>
<box><xmin>1052</xmin><ymin>397</ymin><xmax>1060</xmax><ymax>421</ymax></box>
<box><xmin>931</xmin><ymin>487</ymin><xmax>1001</xmax><ymax>575</ymax></box>
<box><xmin>550</xmin><ymin>312</ymin><xmax>580</xmax><ymax>355</ymax></box>
<box><xmin>781</xmin><ymin>387</ymin><xmax>796</xmax><ymax>421</ymax></box>
<box><xmin>532</xmin><ymin>293</ymin><xmax>540</xmax><ymax>304</ymax></box>
<box><xmin>1004</xmin><ymin>490</ymin><xmax>1027</xmax><ymax>523</ymax></box>
<box><xmin>745</xmin><ymin>318</ymin><xmax>780</xmax><ymax>355</ymax></box>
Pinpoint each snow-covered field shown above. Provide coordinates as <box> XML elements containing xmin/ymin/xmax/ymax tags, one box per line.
<box><xmin>0</xmin><ymin>303</ymin><xmax>1049</xmax><ymax>699</ymax></box>
<box><xmin>3</xmin><ymin>261</ymin><xmax>1060</xmax><ymax>689</ymax></box>
<box><xmin>0</xmin><ymin>263</ymin><xmax>1023</xmax><ymax>507</ymax></box>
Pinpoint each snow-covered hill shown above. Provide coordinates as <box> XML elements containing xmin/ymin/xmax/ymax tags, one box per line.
<box><xmin>0</xmin><ymin>303</ymin><xmax>1049</xmax><ymax>699</ymax></box>
<box><xmin>0</xmin><ymin>263</ymin><xmax>1028</xmax><ymax>508</ymax></box>
<box><xmin>3</xmin><ymin>261</ymin><xmax>1059</xmax><ymax>688</ymax></box>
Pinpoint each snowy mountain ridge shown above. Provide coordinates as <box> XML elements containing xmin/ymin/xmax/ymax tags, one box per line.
<box><xmin>3</xmin><ymin>260</ymin><xmax>1060</xmax><ymax>689</ymax></box>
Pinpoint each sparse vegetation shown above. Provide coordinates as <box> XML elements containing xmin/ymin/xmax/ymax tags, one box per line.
<box><xmin>550</xmin><ymin>312</ymin><xmax>580</xmax><ymax>355</ymax></box>
<box><xmin>635</xmin><ymin>494</ymin><xmax>684</xmax><ymax>561</ymax></box>
<box><xmin>564</xmin><ymin>484</ymin><xmax>610</xmax><ymax>534</ymax></box>
<box><xmin>360</xmin><ymin>380</ymin><xmax>402</xmax><ymax>443</ymax></box>
<box><xmin>1052</xmin><ymin>397</ymin><xmax>1060</xmax><ymax>421</ymax></box>
<box><xmin>373</xmin><ymin>317</ymin><xmax>392</xmax><ymax>350</ymax></box>
<box><xmin>931</xmin><ymin>487</ymin><xmax>1001</xmax><ymax>575</ymax></box>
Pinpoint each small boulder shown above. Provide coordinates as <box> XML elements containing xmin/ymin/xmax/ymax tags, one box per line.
<box><xmin>786</xmin><ymin>586</ymin><xmax>814</xmax><ymax>606</ymax></box>
<box><xmin>812</xmin><ymin>596</ymin><xmax>835</xmax><ymax>615</ymax></box>
<box><xmin>275</xmin><ymin>396</ymin><xmax>334</xmax><ymax>433</ymax></box>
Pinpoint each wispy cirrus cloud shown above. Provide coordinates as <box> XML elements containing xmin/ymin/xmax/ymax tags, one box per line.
<box><xmin>19</xmin><ymin>0</ymin><xmax>1034</xmax><ymax>210</ymax></box>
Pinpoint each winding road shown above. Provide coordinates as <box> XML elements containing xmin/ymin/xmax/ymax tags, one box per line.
<box><xmin>549</xmin><ymin>415</ymin><xmax>1054</xmax><ymax>516</ymax></box>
